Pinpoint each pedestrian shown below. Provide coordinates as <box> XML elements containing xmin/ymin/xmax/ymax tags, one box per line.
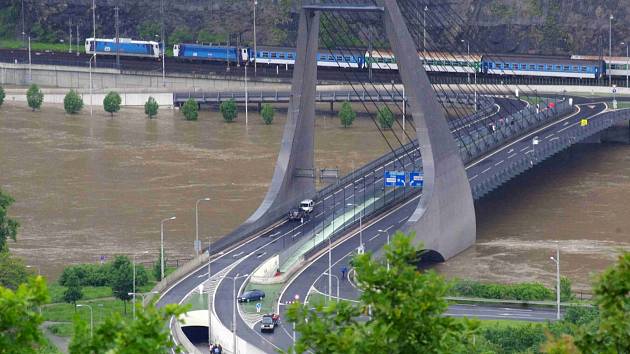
<box><xmin>210</xmin><ymin>344</ymin><xmax>216</xmax><ymax>353</ymax></box>
<box><xmin>341</xmin><ymin>266</ymin><xmax>347</xmax><ymax>280</ymax></box>
<box><xmin>217</xmin><ymin>344</ymin><xmax>223</xmax><ymax>354</ymax></box>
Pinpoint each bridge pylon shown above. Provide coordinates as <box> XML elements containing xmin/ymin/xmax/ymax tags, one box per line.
<box><xmin>237</xmin><ymin>0</ymin><xmax>476</xmax><ymax>261</ymax></box>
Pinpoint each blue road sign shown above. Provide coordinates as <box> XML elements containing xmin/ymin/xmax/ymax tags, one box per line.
<box><xmin>384</xmin><ymin>171</ymin><xmax>406</xmax><ymax>187</ymax></box>
<box><xmin>409</xmin><ymin>171</ymin><xmax>424</xmax><ymax>187</ymax></box>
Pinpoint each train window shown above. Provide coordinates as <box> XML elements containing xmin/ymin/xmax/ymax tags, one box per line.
<box><xmin>262</xmin><ymin>52</ymin><xmax>269</xmax><ymax>58</ymax></box>
<box><xmin>329</xmin><ymin>55</ymin><xmax>335</xmax><ymax>61</ymax></box>
<box><xmin>512</xmin><ymin>63</ymin><xmax>518</xmax><ymax>69</ymax></box>
<box><xmin>279</xmin><ymin>53</ymin><xmax>285</xmax><ymax>59</ymax></box>
<box><xmin>270</xmin><ymin>53</ymin><xmax>277</xmax><ymax>58</ymax></box>
<box><xmin>563</xmin><ymin>65</ymin><xmax>569</xmax><ymax>71</ymax></box>
<box><xmin>336</xmin><ymin>55</ymin><xmax>343</xmax><ymax>61</ymax></box>
<box><xmin>288</xmin><ymin>53</ymin><xmax>294</xmax><ymax>59</ymax></box>
<box><xmin>573</xmin><ymin>66</ymin><xmax>578</xmax><ymax>72</ymax></box>
<box><xmin>537</xmin><ymin>65</ymin><xmax>544</xmax><ymax>70</ymax></box>
<box><xmin>521</xmin><ymin>64</ymin><xmax>527</xmax><ymax>70</ymax></box>
<box><xmin>496</xmin><ymin>63</ymin><xmax>503</xmax><ymax>69</ymax></box>
<box><xmin>582</xmin><ymin>66</ymin><xmax>587</xmax><ymax>72</ymax></box>
<box><xmin>528</xmin><ymin>64</ymin><xmax>535</xmax><ymax>70</ymax></box>
<box><xmin>554</xmin><ymin>65</ymin><xmax>561</xmax><ymax>71</ymax></box>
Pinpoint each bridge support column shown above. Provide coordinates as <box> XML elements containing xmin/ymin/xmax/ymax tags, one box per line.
<box><xmin>383</xmin><ymin>0</ymin><xmax>476</xmax><ymax>260</ymax></box>
<box><xmin>228</xmin><ymin>8</ymin><xmax>319</xmax><ymax>235</ymax></box>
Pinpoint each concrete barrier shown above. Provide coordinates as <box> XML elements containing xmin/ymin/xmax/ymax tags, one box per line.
<box><xmin>146</xmin><ymin>253</ymin><xmax>209</xmax><ymax>306</ymax></box>
<box><xmin>3</xmin><ymin>88</ymin><xmax>173</xmax><ymax>107</ymax></box>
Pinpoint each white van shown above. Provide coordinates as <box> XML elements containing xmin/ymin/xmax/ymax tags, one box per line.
<box><xmin>299</xmin><ymin>199</ymin><xmax>314</xmax><ymax>214</ymax></box>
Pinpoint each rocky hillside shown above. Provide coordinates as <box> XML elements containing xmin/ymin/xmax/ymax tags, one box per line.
<box><xmin>1</xmin><ymin>0</ymin><xmax>628</xmax><ymax>56</ymax></box>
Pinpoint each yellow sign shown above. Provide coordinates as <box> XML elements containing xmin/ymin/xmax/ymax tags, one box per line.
<box><xmin>580</xmin><ymin>119</ymin><xmax>589</xmax><ymax>127</ymax></box>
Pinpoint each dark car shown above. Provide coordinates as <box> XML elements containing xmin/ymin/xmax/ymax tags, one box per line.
<box><xmin>260</xmin><ymin>313</ymin><xmax>280</xmax><ymax>333</ymax></box>
<box><xmin>238</xmin><ymin>289</ymin><xmax>265</xmax><ymax>303</ymax></box>
<box><xmin>288</xmin><ymin>208</ymin><xmax>305</xmax><ymax>221</ymax></box>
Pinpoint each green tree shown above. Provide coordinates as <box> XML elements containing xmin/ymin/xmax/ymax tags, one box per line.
<box><xmin>560</xmin><ymin>276</ymin><xmax>573</xmax><ymax>302</ymax></box>
<box><xmin>153</xmin><ymin>250</ymin><xmax>166</xmax><ymax>281</ymax></box>
<box><xmin>220</xmin><ymin>99</ymin><xmax>238</xmax><ymax>122</ymax></box>
<box><xmin>63</xmin><ymin>89</ymin><xmax>84</xmax><ymax>114</ymax></box>
<box><xmin>261</xmin><ymin>103</ymin><xmax>274</xmax><ymax>125</ymax></box>
<box><xmin>62</xmin><ymin>272</ymin><xmax>83</xmax><ymax>309</ymax></box>
<box><xmin>0</xmin><ymin>86</ymin><xmax>5</xmax><ymax>107</ymax></box>
<box><xmin>338</xmin><ymin>101</ymin><xmax>356</xmax><ymax>128</ymax></box>
<box><xmin>0</xmin><ymin>276</ymin><xmax>50</xmax><ymax>354</ymax></box>
<box><xmin>103</xmin><ymin>91</ymin><xmax>122</xmax><ymax>117</ymax></box>
<box><xmin>26</xmin><ymin>84</ymin><xmax>44</xmax><ymax>112</ymax></box>
<box><xmin>109</xmin><ymin>256</ymin><xmax>133</xmax><ymax>313</ymax></box>
<box><xmin>137</xmin><ymin>21</ymin><xmax>161</xmax><ymax>41</ymax></box>
<box><xmin>0</xmin><ymin>251</ymin><xmax>30</xmax><ymax>290</ymax></box>
<box><xmin>377</xmin><ymin>105</ymin><xmax>394</xmax><ymax>129</ymax></box>
<box><xmin>144</xmin><ymin>96</ymin><xmax>159</xmax><ymax>119</ymax></box>
<box><xmin>574</xmin><ymin>252</ymin><xmax>630</xmax><ymax>354</ymax></box>
<box><xmin>196</xmin><ymin>29</ymin><xmax>225</xmax><ymax>44</ymax></box>
<box><xmin>285</xmin><ymin>231</ymin><xmax>478</xmax><ymax>353</ymax></box>
<box><xmin>169</xmin><ymin>26</ymin><xmax>193</xmax><ymax>46</ymax></box>
<box><xmin>0</xmin><ymin>188</ymin><xmax>19</xmax><ymax>252</ymax></box>
<box><xmin>69</xmin><ymin>302</ymin><xmax>189</xmax><ymax>354</ymax></box>
<box><xmin>181</xmin><ymin>98</ymin><xmax>198</xmax><ymax>121</ymax></box>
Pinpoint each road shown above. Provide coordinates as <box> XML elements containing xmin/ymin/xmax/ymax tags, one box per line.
<box><xmin>158</xmin><ymin>99</ymin><xmax>609</xmax><ymax>353</ymax></box>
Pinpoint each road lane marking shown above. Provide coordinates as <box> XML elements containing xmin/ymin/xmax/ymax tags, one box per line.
<box><xmin>495</xmin><ymin>160</ymin><xmax>504</xmax><ymax>166</ymax></box>
<box><xmin>482</xmin><ymin>167</ymin><xmax>492</xmax><ymax>174</ymax></box>
<box><xmin>232</xmin><ymin>251</ymin><xmax>244</xmax><ymax>258</ymax></box>
<box><xmin>256</xmin><ymin>252</ymin><xmax>267</xmax><ymax>259</ymax></box>
<box><xmin>520</xmin><ymin>146</ymin><xmax>529</xmax><ymax>152</ymax></box>
<box><xmin>507</xmin><ymin>153</ymin><xmax>517</xmax><ymax>159</ymax></box>
<box><xmin>545</xmin><ymin>134</ymin><xmax>554</xmax><ymax>139</ymax></box>
<box><xmin>469</xmin><ymin>174</ymin><xmax>479</xmax><ymax>181</ymax></box>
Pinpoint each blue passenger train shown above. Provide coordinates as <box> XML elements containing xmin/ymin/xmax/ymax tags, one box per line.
<box><xmin>85</xmin><ymin>38</ymin><xmax>162</xmax><ymax>58</ymax></box>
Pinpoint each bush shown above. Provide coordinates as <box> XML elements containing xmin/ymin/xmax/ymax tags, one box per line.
<box><xmin>449</xmin><ymin>279</ymin><xmax>554</xmax><ymax>301</ymax></box>
<box><xmin>560</xmin><ymin>276</ymin><xmax>573</xmax><ymax>302</ymax></box>
<box><xmin>26</xmin><ymin>84</ymin><xmax>44</xmax><ymax>111</ymax></box>
<box><xmin>261</xmin><ymin>103</ymin><xmax>274</xmax><ymax>125</ymax></box>
<box><xmin>377</xmin><ymin>106</ymin><xmax>394</xmax><ymax>129</ymax></box>
<box><xmin>181</xmin><ymin>98</ymin><xmax>198</xmax><ymax>121</ymax></box>
<box><xmin>58</xmin><ymin>260</ymin><xmax>148</xmax><ymax>288</ymax></box>
<box><xmin>103</xmin><ymin>91</ymin><xmax>122</xmax><ymax>116</ymax></box>
<box><xmin>481</xmin><ymin>324</ymin><xmax>546</xmax><ymax>353</ymax></box>
<box><xmin>0</xmin><ymin>86</ymin><xmax>5</xmax><ymax>107</ymax></box>
<box><xmin>220</xmin><ymin>99</ymin><xmax>238</xmax><ymax>122</ymax></box>
<box><xmin>63</xmin><ymin>90</ymin><xmax>83</xmax><ymax>114</ymax></box>
<box><xmin>144</xmin><ymin>96</ymin><xmax>159</xmax><ymax>119</ymax></box>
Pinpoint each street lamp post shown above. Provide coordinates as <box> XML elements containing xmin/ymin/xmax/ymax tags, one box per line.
<box><xmin>622</xmin><ymin>42</ymin><xmax>629</xmax><ymax>88</ymax></box>
<box><xmin>253</xmin><ymin>0</ymin><xmax>257</xmax><ymax>75</ymax></box>
<box><xmin>550</xmin><ymin>242</ymin><xmax>561</xmax><ymax>320</ymax></box>
<box><xmin>347</xmin><ymin>203</ymin><xmax>363</xmax><ymax>251</ymax></box>
<box><xmin>245</xmin><ymin>64</ymin><xmax>249</xmax><ymax>126</ymax></box>
<box><xmin>132</xmin><ymin>251</ymin><xmax>149</xmax><ymax>320</ymax></box>
<box><xmin>423</xmin><ymin>6</ymin><xmax>428</xmax><ymax>58</ymax></box>
<box><xmin>28</xmin><ymin>36</ymin><xmax>31</xmax><ymax>83</ymax></box>
<box><xmin>160</xmin><ymin>0</ymin><xmax>165</xmax><ymax>87</ymax></box>
<box><xmin>77</xmin><ymin>304</ymin><xmax>93</xmax><ymax>337</ymax></box>
<box><xmin>223</xmin><ymin>273</ymin><xmax>249</xmax><ymax>354</ymax></box>
<box><xmin>207</xmin><ymin>235</ymin><xmax>213</xmax><ymax>348</ymax></box>
<box><xmin>195</xmin><ymin>198</ymin><xmax>210</xmax><ymax>256</ymax></box>
<box><xmin>378</xmin><ymin>229</ymin><xmax>391</xmax><ymax>271</ymax></box>
<box><xmin>21</xmin><ymin>0</ymin><xmax>25</xmax><ymax>48</ymax></box>
<box><xmin>610</xmin><ymin>15</ymin><xmax>614</xmax><ymax>87</ymax></box>
<box><xmin>89</xmin><ymin>54</ymin><xmax>95</xmax><ymax>116</ymax></box>
<box><xmin>160</xmin><ymin>216</ymin><xmax>176</xmax><ymax>280</ymax></box>
<box><xmin>323</xmin><ymin>272</ymin><xmax>340</xmax><ymax>302</ymax></box>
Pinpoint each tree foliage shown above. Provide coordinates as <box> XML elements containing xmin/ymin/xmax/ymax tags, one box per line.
<box><xmin>377</xmin><ymin>105</ymin><xmax>394</xmax><ymax>129</ymax></box>
<box><xmin>285</xmin><ymin>231</ymin><xmax>480</xmax><ymax>354</ymax></box>
<box><xmin>144</xmin><ymin>96</ymin><xmax>159</xmax><ymax>119</ymax></box>
<box><xmin>0</xmin><ymin>188</ymin><xmax>19</xmax><ymax>252</ymax></box>
<box><xmin>0</xmin><ymin>86</ymin><xmax>5</xmax><ymax>107</ymax></box>
<box><xmin>0</xmin><ymin>251</ymin><xmax>30</xmax><ymax>290</ymax></box>
<box><xmin>181</xmin><ymin>98</ymin><xmax>198</xmax><ymax>121</ymax></box>
<box><xmin>103</xmin><ymin>91</ymin><xmax>122</xmax><ymax>117</ymax></box>
<box><xmin>137</xmin><ymin>21</ymin><xmax>161</xmax><ymax>41</ymax></box>
<box><xmin>220</xmin><ymin>99</ymin><xmax>238</xmax><ymax>122</ymax></box>
<box><xmin>574</xmin><ymin>252</ymin><xmax>629</xmax><ymax>354</ymax></box>
<box><xmin>0</xmin><ymin>276</ymin><xmax>50</xmax><ymax>354</ymax></box>
<box><xmin>62</xmin><ymin>272</ymin><xmax>83</xmax><ymax>308</ymax></box>
<box><xmin>109</xmin><ymin>256</ymin><xmax>134</xmax><ymax>310</ymax></box>
<box><xmin>26</xmin><ymin>84</ymin><xmax>44</xmax><ymax>111</ymax></box>
<box><xmin>69</xmin><ymin>301</ymin><xmax>189</xmax><ymax>354</ymax></box>
<box><xmin>63</xmin><ymin>90</ymin><xmax>83</xmax><ymax>114</ymax></box>
<box><xmin>261</xmin><ymin>103</ymin><xmax>275</xmax><ymax>125</ymax></box>
<box><xmin>59</xmin><ymin>261</ymin><xmax>148</xmax><ymax>288</ymax></box>
<box><xmin>339</xmin><ymin>101</ymin><xmax>356</xmax><ymax>128</ymax></box>
<box><xmin>449</xmin><ymin>279</ymin><xmax>554</xmax><ymax>301</ymax></box>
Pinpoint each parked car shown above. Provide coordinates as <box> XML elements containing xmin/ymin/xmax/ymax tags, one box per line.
<box><xmin>260</xmin><ymin>313</ymin><xmax>280</xmax><ymax>333</ymax></box>
<box><xmin>238</xmin><ymin>289</ymin><xmax>265</xmax><ymax>303</ymax></box>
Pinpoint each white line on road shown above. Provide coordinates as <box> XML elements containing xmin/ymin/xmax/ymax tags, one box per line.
<box><xmin>399</xmin><ymin>217</ymin><xmax>408</xmax><ymax>224</ymax></box>
<box><xmin>520</xmin><ymin>146</ymin><xmax>529</xmax><ymax>152</ymax></box>
<box><xmin>495</xmin><ymin>160</ymin><xmax>504</xmax><ymax>166</ymax></box>
<box><xmin>545</xmin><ymin>134</ymin><xmax>554</xmax><ymax>139</ymax></box>
<box><xmin>508</xmin><ymin>153</ymin><xmax>517</xmax><ymax>159</ymax></box>
<box><xmin>232</xmin><ymin>251</ymin><xmax>244</xmax><ymax>258</ymax></box>
<box><xmin>256</xmin><ymin>252</ymin><xmax>267</xmax><ymax>259</ymax></box>
<box><xmin>507</xmin><ymin>149</ymin><xmax>514</xmax><ymax>154</ymax></box>
<box><xmin>482</xmin><ymin>167</ymin><xmax>492</xmax><ymax>174</ymax></box>
<box><xmin>469</xmin><ymin>174</ymin><xmax>479</xmax><ymax>181</ymax></box>
<box><xmin>368</xmin><ymin>234</ymin><xmax>380</xmax><ymax>241</ymax></box>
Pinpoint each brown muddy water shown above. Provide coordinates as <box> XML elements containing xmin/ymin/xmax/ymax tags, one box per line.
<box><xmin>1</xmin><ymin>101</ymin><xmax>628</xmax><ymax>291</ymax></box>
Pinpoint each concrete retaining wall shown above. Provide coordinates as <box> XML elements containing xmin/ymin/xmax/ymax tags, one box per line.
<box><xmin>0</xmin><ymin>62</ymin><xmax>289</xmax><ymax>92</ymax></box>
<box><xmin>146</xmin><ymin>253</ymin><xmax>209</xmax><ymax>305</ymax></box>
<box><xmin>3</xmin><ymin>88</ymin><xmax>173</xmax><ymax>107</ymax></box>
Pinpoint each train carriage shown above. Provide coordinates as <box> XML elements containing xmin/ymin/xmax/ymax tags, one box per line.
<box><xmin>482</xmin><ymin>54</ymin><xmax>603</xmax><ymax>80</ymax></box>
<box><xmin>173</xmin><ymin>43</ymin><xmax>245</xmax><ymax>64</ymax></box>
<box><xmin>420</xmin><ymin>52</ymin><xmax>482</xmax><ymax>74</ymax></box>
<box><xmin>572</xmin><ymin>55</ymin><xmax>627</xmax><ymax>79</ymax></box>
<box><xmin>85</xmin><ymin>38</ymin><xmax>161</xmax><ymax>58</ymax></box>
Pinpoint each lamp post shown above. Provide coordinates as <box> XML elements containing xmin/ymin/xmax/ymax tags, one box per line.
<box><xmin>423</xmin><ymin>6</ymin><xmax>428</xmax><ymax>58</ymax></box>
<box><xmin>160</xmin><ymin>216</ymin><xmax>176</xmax><ymax>280</ymax></box>
<box><xmin>195</xmin><ymin>198</ymin><xmax>210</xmax><ymax>256</ymax></box>
<box><xmin>253</xmin><ymin>0</ymin><xmax>257</xmax><ymax>75</ymax></box>
<box><xmin>21</xmin><ymin>0</ymin><xmax>25</xmax><ymax>48</ymax></box>
<box><xmin>77</xmin><ymin>304</ymin><xmax>93</xmax><ymax>337</ymax></box>
<box><xmin>621</xmin><ymin>42</ymin><xmax>629</xmax><ymax>88</ymax></box>
<box><xmin>323</xmin><ymin>272</ymin><xmax>340</xmax><ymax>302</ymax></box>
<box><xmin>378</xmin><ymin>229</ymin><xmax>391</xmax><ymax>271</ymax></box>
<box><xmin>89</xmin><ymin>54</ymin><xmax>95</xmax><ymax>116</ymax></box>
<box><xmin>347</xmin><ymin>203</ymin><xmax>363</xmax><ymax>252</ymax></box>
<box><xmin>245</xmin><ymin>64</ymin><xmax>249</xmax><ymax>126</ymax></box>
<box><xmin>28</xmin><ymin>36</ymin><xmax>31</xmax><ymax>83</ymax></box>
<box><xmin>549</xmin><ymin>242</ymin><xmax>561</xmax><ymax>320</ymax></box>
<box><xmin>222</xmin><ymin>273</ymin><xmax>249</xmax><ymax>354</ymax></box>
<box><xmin>610</xmin><ymin>14</ymin><xmax>614</xmax><ymax>87</ymax></box>
<box><xmin>160</xmin><ymin>0</ymin><xmax>165</xmax><ymax>87</ymax></box>
<box><xmin>132</xmin><ymin>251</ymin><xmax>149</xmax><ymax>320</ymax></box>
<box><xmin>207</xmin><ymin>235</ymin><xmax>214</xmax><ymax>348</ymax></box>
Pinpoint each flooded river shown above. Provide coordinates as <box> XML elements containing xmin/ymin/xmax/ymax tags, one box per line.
<box><xmin>1</xmin><ymin>100</ymin><xmax>628</xmax><ymax>290</ymax></box>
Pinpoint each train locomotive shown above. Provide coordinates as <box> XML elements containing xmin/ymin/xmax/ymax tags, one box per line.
<box><xmin>85</xmin><ymin>37</ymin><xmax>162</xmax><ymax>58</ymax></box>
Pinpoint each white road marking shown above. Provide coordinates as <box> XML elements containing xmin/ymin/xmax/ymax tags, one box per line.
<box><xmin>507</xmin><ymin>149</ymin><xmax>514</xmax><ymax>154</ymax></box>
<box><xmin>520</xmin><ymin>146</ymin><xmax>529</xmax><ymax>152</ymax></box>
<box><xmin>399</xmin><ymin>217</ymin><xmax>408</xmax><ymax>223</ymax></box>
<box><xmin>482</xmin><ymin>167</ymin><xmax>492</xmax><ymax>174</ymax></box>
<box><xmin>507</xmin><ymin>153</ymin><xmax>517</xmax><ymax>159</ymax></box>
<box><xmin>495</xmin><ymin>160</ymin><xmax>504</xmax><ymax>166</ymax></box>
<box><xmin>368</xmin><ymin>234</ymin><xmax>380</xmax><ymax>241</ymax></box>
<box><xmin>232</xmin><ymin>251</ymin><xmax>244</xmax><ymax>258</ymax></box>
<box><xmin>545</xmin><ymin>134</ymin><xmax>554</xmax><ymax>139</ymax></box>
<box><xmin>256</xmin><ymin>252</ymin><xmax>267</xmax><ymax>259</ymax></box>
<box><xmin>469</xmin><ymin>174</ymin><xmax>479</xmax><ymax>181</ymax></box>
